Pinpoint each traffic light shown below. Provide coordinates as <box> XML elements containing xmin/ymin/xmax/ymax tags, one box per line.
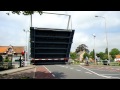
<box><xmin>21</xmin><ymin>50</ymin><xmax>25</xmax><ymax>56</ymax></box>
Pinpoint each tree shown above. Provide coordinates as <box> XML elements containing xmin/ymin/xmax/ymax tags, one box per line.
<box><xmin>103</xmin><ymin>54</ymin><xmax>108</xmax><ymax>60</ymax></box>
<box><xmin>70</xmin><ymin>52</ymin><xmax>78</xmax><ymax>60</ymax></box>
<box><xmin>83</xmin><ymin>52</ymin><xmax>89</xmax><ymax>60</ymax></box>
<box><xmin>105</xmin><ymin>48</ymin><xmax>108</xmax><ymax>54</ymax></box>
<box><xmin>75</xmin><ymin>44</ymin><xmax>89</xmax><ymax>53</ymax></box>
<box><xmin>90</xmin><ymin>50</ymin><xmax>95</xmax><ymax>59</ymax></box>
<box><xmin>98</xmin><ymin>52</ymin><xmax>105</xmax><ymax>60</ymax></box>
<box><xmin>110</xmin><ymin>48</ymin><xmax>120</xmax><ymax>60</ymax></box>
<box><xmin>6</xmin><ymin>11</ymin><xmax>43</xmax><ymax>15</ymax></box>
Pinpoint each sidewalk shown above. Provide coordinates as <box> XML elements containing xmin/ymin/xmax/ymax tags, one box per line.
<box><xmin>0</xmin><ymin>65</ymin><xmax>35</xmax><ymax>75</ymax></box>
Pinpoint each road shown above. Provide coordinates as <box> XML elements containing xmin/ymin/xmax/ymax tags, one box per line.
<box><xmin>37</xmin><ymin>64</ymin><xmax>120</xmax><ymax>79</ymax></box>
<box><xmin>1</xmin><ymin>64</ymin><xmax>120</xmax><ymax>79</ymax></box>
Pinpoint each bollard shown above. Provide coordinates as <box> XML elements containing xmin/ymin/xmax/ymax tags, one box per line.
<box><xmin>19</xmin><ymin>56</ymin><xmax>22</xmax><ymax>67</ymax></box>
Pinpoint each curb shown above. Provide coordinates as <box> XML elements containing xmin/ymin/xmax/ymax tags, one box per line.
<box><xmin>0</xmin><ymin>66</ymin><xmax>36</xmax><ymax>75</ymax></box>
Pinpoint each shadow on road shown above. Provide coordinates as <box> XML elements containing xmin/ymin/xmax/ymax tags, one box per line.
<box><xmin>32</xmin><ymin>71</ymin><xmax>66</xmax><ymax>79</ymax></box>
<box><xmin>52</xmin><ymin>71</ymin><xmax>66</xmax><ymax>79</ymax></box>
<box><xmin>0</xmin><ymin>69</ymin><xmax>66</xmax><ymax>79</ymax></box>
<box><xmin>0</xmin><ymin>69</ymin><xmax>35</xmax><ymax>79</ymax></box>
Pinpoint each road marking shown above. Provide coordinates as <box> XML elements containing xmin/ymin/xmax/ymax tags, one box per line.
<box><xmin>76</xmin><ymin>69</ymin><xmax>81</xmax><ymax>71</ymax></box>
<box><xmin>52</xmin><ymin>74</ymin><xmax>55</xmax><ymax>77</ymax></box>
<box><xmin>33</xmin><ymin>67</ymin><xmax>36</xmax><ymax>79</ymax></box>
<box><xmin>111</xmin><ymin>77</ymin><xmax>120</xmax><ymax>79</ymax></box>
<box><xmin>65</xmin><ymin>67</ymin><xmax>68</xmax><ymax>68</ymax></box>
<box><xmin>100</xmin><ymin>74</ymin><xmax>120</xmax><ymax>75</ymax></box>
<box><xmin>79</xmin><ymin>65</ymin><xmax>120</xmax><ymax>79</ymax></box>
<box><xmin>70</xmin><ymin>68</ymin><xmax>73</xmax><ymax>69</ymax></box>
<box><xmin>85</xmin><ymin>72</ymin><xmax>92</xmax><ymax>74</ymax></box>
<box><xmin>89</xmin><ymin>69</ymin><xmax>108</xmax><ymax>71</ymax></box>
<box><xmin>43</xmin><ymin>65</ymin><xmax>55</xmax><ymax>77</ymax></box>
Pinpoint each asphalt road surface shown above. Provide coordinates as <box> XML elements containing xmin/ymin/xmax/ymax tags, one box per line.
<box><xmin>41</xmin><ymin>65</ymin><xmax>120</xmax><ymax>79</ymax></box>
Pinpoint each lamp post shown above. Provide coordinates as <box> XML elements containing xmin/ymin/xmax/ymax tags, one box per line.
<box><xmin>95</xmin><ymin>15</ymin><xmax>109</xmax><ymax>60</ymax></box>
<box><xmin>92</xmin><ymin>34</ymin><xmax>96</xmax><ymax>64</ymax></box>
<box><xmin>31</xmin><ymin>14</ymin><xmax>32</xmax><ymax>27</ymax></box>
<box><xmin>23</xmin><ymin>29</ymin><xmax>29</xmax><ymax>65</ymax></box>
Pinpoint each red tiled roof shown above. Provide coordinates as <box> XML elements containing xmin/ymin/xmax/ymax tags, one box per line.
<box><xmin>0</xmin><ymin>46</ymin><xmax>8</xmax><ymax>53</ymax></box>
<box><xmin>13</xmin><ymin>46</ymin><xmax>24</xmax><ymax>53</ymax></box>
<box><xmin>115</xmin><ymin>55</ymin><xmax>120</xmax><ymax>58</ymax></box>
<box><xmin>0</xmin><ymin>46</ymin><xmax>24</xmax><ymax>54</ymax></box>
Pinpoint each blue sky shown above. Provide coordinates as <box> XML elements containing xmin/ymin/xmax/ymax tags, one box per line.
<box><xmin>0</xmin><ymin>11</ymin><xmax>120</xmax><ymax>53</ymax></box>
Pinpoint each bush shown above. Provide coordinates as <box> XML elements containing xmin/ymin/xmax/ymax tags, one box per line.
<box><xmin>4</xmin><ymin>59</ymin><xmax>10</xmax><ymax>62</ymax></box>
<box><xmin>110</xmin><ymin>62</ymin><xmax>120</xmax><ymax>66</ymax></box>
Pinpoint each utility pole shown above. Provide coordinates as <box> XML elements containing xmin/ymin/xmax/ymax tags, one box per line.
<box><xmin>92</xmin><ymin>34</ymin><xmax>96</xmax><ymax>65</ymax></box>
<box><xmin>95</xmin><ymin>16</ymin><xmax>109</xmax><ymax>60</ymax></box>
<box><xmin>23</xmin><ymin>29</ymin><xmax>29</xmax><ymax>66</ymax></box>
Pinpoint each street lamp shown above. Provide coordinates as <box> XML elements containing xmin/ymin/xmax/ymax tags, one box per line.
<box><xmin>95</xmin><ymin>15</ymin><xmax>109</xmax><ymax>60</ymax></box>
<box><xmin>92</xmin><ymin>34</ymin><xmax>96</xmax><ymax>64</ymax></box>
<box><xmin>23</xmin><ymin>29</ymin><xmax>29</xmax><ymax>64</ymax></box>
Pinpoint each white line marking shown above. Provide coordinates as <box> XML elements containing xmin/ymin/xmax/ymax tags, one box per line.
<box><xmin>79</xmin><ymin>65</ymin><xmax>120</xmax><ymax>79</ymax></box>
<box><xmin>76</xmin><ymin>69</ymin><xmax>81</xmax><ymax>71</ymax></box>
<box><xmin>100</xmin><ymin>74</ymin><xmax>120</xmax><ymax>75</ymax></box>
<box><xmin>90</xmin><ymin>69</ymin><xmax>108</xmax><ymax>71</ymax></box>
<box><xmin>52</xmin><ymin>74</ymin><xmax>55</xmax><ymax>77</ymax></box>
<box><xmin>110</xmin><ymin>77</ymin><xmax>120</xmax><ymax>79</ymax></box>
<box><xmin>65</xmin><ymin>66</ymin><xmax>68</xmax><ymax>68</ymax></box>
<box><xmin>59</xmin><ymin>65</ymin><xmax>65</xmax><ymax>67</ymax></box>
<box><xmin>43</xmin><ymin>65</ymin><xmax>55</xmax><ymax>77</ymax></box>
<box><xmin>85</xmin><ymin>72</ymin><xmax>92</xmax><ymax>74</ymax></box>
<box><xmin>70</xmin><ymin>68</ymin><xmax>73</xmax><ymax>69</ymax></box>
<box><xmin>33</xmin><ymin>67</ymin><xmax>36</xmax><ymax>79</ymax></box>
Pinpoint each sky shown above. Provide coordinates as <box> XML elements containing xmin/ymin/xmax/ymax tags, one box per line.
<box><xmin>0</xmin><ymin>11</ymin><xmax>120</xmax><ymax>53</ymax></box>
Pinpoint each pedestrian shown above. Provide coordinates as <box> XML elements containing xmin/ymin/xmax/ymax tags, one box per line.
<box><xmin>85</xmin><ymin>56</ymin><xmax>89</xmax><ymax>66</ymax></box>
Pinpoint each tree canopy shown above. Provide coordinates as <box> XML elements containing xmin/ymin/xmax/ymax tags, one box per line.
<box><xmin>70</xmin><ymin>52</ymin><xmax>78</xmax><ymax>60</ymax></box>
<box><xmin>110</xmin><ymin>48</ymin><xmax>120</xmax><ymax>60</ymax></box>
<box><xmin>90</xmin><ymin>50</ymin><xmax>95</xmax><ymax>59</ymax></box>
<box><xmin>83</xmin><ymin>52</ymin><xmax>89</xmax><ymax>60</ymax></box>
<box><xmin>105</xmin><ymin>48</ymin><xmax>108</xmax><ymax>54</ymax></box>
<box><xmin>6</xmin><ymin>11</ymin><xmax>43</xmax><ymax>15</ymax></box>
<box><xmin>75</xmin><ymin>44</ymin><xmax>89</xmax><ymax>53</ymax></box>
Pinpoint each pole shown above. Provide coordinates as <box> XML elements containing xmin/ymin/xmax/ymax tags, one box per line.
<box><xmin>104</xmin><ymin>18</ymin><xmax>109</xmax><ymax>60</ymax></box>
<box><xmin>67</xmin><ymin>15</ymin><xmax>71</xmax><ymax>30</ymax></box>
<box><xmin>27</xmin><ymin>14</ymin><xmax>32</xmax><ymax>65</ymax></box>
<box><xmin>25</xmin><ymin>31</ymin><xmax>27</xmax><ymax>62</ymax></box>
<box><xmin>23</xmin><ymin>29</ymin><xmax>28</xmax><ymax>66</ymax></box>
<box><xmin>95</xmin><ymin>16</ymin><xmax>109</xmax><ymax>60</ymax></box>
<box><xmin>19</xmin><ymin>56</ymin><xmax>22</xmax><ymax>67</ymax></box>
<box><xmin>31</xmin><ymin>14</ymin><xmax>32</xmax><ymax>27</ymax></box>
<box><xmin>94</xmin><ymin>35</ymin><xmax>96</xmax><ymax>64</ymax></box>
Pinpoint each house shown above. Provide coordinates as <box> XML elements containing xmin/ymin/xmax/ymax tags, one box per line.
<box><xmin>0</xmin><ymin>45</ymin><xmax>25</xmax><ymax>62</ymax></box>
<box><xmin>114</xmin><ymin>55</ymin><xmax>120</xmax><ymax>62</ymax></box>
<box><xmin>77</xmin><ymin>50</ymin><xmax>85</xmax><ymax>61</ymax></box>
